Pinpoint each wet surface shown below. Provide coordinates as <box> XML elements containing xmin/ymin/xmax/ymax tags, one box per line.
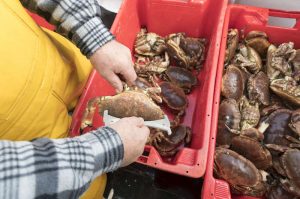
<box><xmin>104</xmin><ymin>163</ymin><xmax>202</xmax><ymax>199</ymax></box>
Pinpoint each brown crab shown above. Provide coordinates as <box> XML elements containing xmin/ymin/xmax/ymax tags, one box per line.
<box><xmin>179</xmin><ymin>35</ymin><xmax>206</xmax><ymax>69</ymax></box>
<box><xmin>164</xmin><ymin>66</ymin><xmax>198</xmax><ymax>94</ymax></box>
<box><xmin>270</xmin><ymin>76</ymin><xmax>300</xmax><ymax>106</ymax></box>
<box><xmin>221</xmin><ymin>64</ymin><xmax>246</xmax><ymax>101</ymax></box>
<box><xmin>267</xmin><ymin>44</ymin><xmax>281</xmax><ymax>80</ymax></box>
<box><xmin>289</xmin><ymin>109</ymin><xmax>300</xmax><ymax>137</ymax></box>
<box><xmin>263</xmin><ymin>109</ymin><xmax>295</xmax><ymax>146</ymax></box>
<box><xmin>267</xmin><ymin>42</ymin><xmax>296</xmax><ymax>79</ymax></box>
<box><xmin>80</xmin><ymin>85</ymin><xmax>164</xmax><ymax>130</ymax></box>
<box><xmin>166</xmin><ymin>33</ymin><xmax>206</xmax><ymax>70</ymax></box>
<box><xmin>134</xmin><ymin>52</ymin><xmax>170</xmax><ymax>75</ymax></box>
<box><xmin>280</xmin><ymin>149</ymin><xmax>300</xmax><ymax>197</ymax></box>
<box><xmin>245</xmin><ymin>30</ymin><xmax>271</xmax><ymax>58</ymax></box>
<box><xmin>234</xmin><ymin>44</ymin><xmax>262</xmax><ymax>74</ymax></box>
<box><xmin>166</xmin><ymin>33</ymin><xmax>190</xmax><ymax>69</ymax></box>
<box><xmin>160</xmin><ymin>81</ymin><xmax>188</xmax><ymax>123</ymax></box>
<box><xmin>147</xmin><ymin>125</ymin><xmax>192</xmax><ymax>156</ymax></box>
<box><xmin>239</xmin><ymin>96</ymin><xmax>260</xmax><ymax>130</ymax></box>
<box><xmin>217</xmin><ymin>99</ymin><xmax>241</xmax><ymax>146</ymax></box>
<box><xmin>266</xmin><ymin>147</ymin><xmax>300</xmax><ymax>197</ymax></box>
<box><xmin>248</xmin><ymin>71</ymin><xmax>270</xmax><ymax>106</ymax></box>
<box><xmin>134</xmin><ymin>28</ymin><xmax>166</xmax><ymax>57</ymax></box>
<box><xmin>225</xmin><ymin>29</ymin><xmax>239</xmax><ymax>63</ymax></box>
<box><xmin>266</xmin><ymin>184</ymin><xmax>300</xmax><ymax>199</ymax></box>
<box><xmin>231</xmin><ymin>125</ymin><xmax>272</xmax><ymax>170</ymax></box>
<box><xmin>214</xmin><ymin>147</ymin><xmax>268</xmax><ymax>197</ymax></box>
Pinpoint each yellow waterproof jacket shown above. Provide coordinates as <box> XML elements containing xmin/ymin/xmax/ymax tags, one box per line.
<box><xmin>0</xmin><ymin>0</ymin><xmax>106</xmax><ymax>198</ymax></box>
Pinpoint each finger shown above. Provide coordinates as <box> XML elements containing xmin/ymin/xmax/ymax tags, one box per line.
<box><xmin>140</xmin><ymin>126</ymin><xmax>150</xmax><ymax>137</ymax></box>
<box><xmin>120</xmin><ymin>62</ymin><xmax>137</xmax><ymax>84</ymax></box>
<box><xmin>104</xmin><ymin>71</ymin><xmax>123</xmax><ymax>92</ymax></box>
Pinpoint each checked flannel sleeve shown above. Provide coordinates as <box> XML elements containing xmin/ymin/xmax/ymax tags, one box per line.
<box><xmin>20</xmin><ymin>0</ymin><xmax>115</xmax><ymax>57</ymax></box>
<box><xmin>0</xmin><ymin>127</ymin><xmax>124</xmax><ymax>199</ymax></box>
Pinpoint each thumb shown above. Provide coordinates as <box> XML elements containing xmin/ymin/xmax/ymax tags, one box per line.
<box><xmin>105</xmin><ymin>71</ymin><xmax>123</xmax><ymax>92</ymax></box>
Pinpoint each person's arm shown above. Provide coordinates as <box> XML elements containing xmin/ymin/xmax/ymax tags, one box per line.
<box><xmin>0</xmin><ymin>127</ymin><xmax>123</xmax><ymax>199</ymax></box>
<box><xmin>20</xmin><ymin>0</ymin><xmax>113</xmax><ymax>58</ymax></box>
<box><xmin>20</xmin><ymin>0</ymin><xmax>137</xmax><ymax>92</ymax></box>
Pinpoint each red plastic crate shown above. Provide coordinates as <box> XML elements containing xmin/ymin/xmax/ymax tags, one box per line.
<box><xmin>69</xmin><ymin>0</ymin><xmax>228</xmax><ymax>178</ymax></box>
<box><xmin>202</xmin><ymin>4</ymin><xmax>300</xmax><ymax>199</ymax></box>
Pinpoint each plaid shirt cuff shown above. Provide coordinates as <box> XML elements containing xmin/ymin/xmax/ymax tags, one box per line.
<box><xmin>82</xmin><ymin>126</ymin><xmax>124</xmax><ymax>178</ymax></box>
<box><xmin>72</xmin><ymin>17</ymin><xmax>115</xmax><ymax>58</ymax></box>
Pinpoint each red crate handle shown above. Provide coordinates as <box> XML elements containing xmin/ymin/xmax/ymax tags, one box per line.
<box><xmin>269</xmin><ymin>9</ymin><xmax>300</xmax><ymax>30</ymax></box>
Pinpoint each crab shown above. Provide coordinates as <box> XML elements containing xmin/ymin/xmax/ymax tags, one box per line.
<box><xmin>270</xmin><ymin>76</ymin><xmax>300</xmax><ymax>106</ymax></box>
<box><xmin>221</xmin><ymin>64</ymin><xmax>246</xmax><ymax>101</ymax></box>
<box><xmin>134</xmin><ymin>28</ymin><xmax>166</xmax><ymax>57</ymax></box>
<box><xmin>239</xmin><ymin>96</ymin><xmax>260</xmax><ymax>130</ymax></box>
<box><xmin>267</xmin><ymin>42</ymin><xmax>296</xmax><ymax>79</ymax></box>
<box><xmin>266</xmin><ymin>184</ymin><xmax>299</xmax><ymax>199</ymax></box>
<box><xmin>264</xmin><ymin>147</ymin><xmax>300</xmax><ymax>197</ymax></box>
<box><xmin>247</xmin><ymin>71</ymin><xmax>270</xmax><ymax>106</ymax></box>
<box><xmin>231</xmin><ymin>125</ymin><xmax>272</xmax><ymax>170</ymax></box>
<box><xmin>217</xmin><ymin>99</ymin><xmax>241</xmax><ymax>146</ymax></box>
<box><xmin>225</xmin><ymin>29</ymin><xmax>239</xmax><ymax>64</ymax></box>
<box><xmin>179</xmin><ymin>35</ymin><xmax>206</xmax><ymax>69</ymax></box>
<box><xmin>234</xmin><ymin>44</ymin><xmax>262</xmax><ymax>74</ymax></box>
<box><xmin>147</xmin><ymin>125</ymin><xmax>192</xmax><ymax>157</ymax></box>
<box><xmin>245</xmin><ymin>30</ymin><xmax>271</xmax><ymax>58</ymax></box>
<box><xmin>267</xmin><ymin>44</ymin><xmax>282</xmax><ymax>80</ymax></box>
<box><xmin>80</xmin><ymin>85</ymin><xmax>164</xmax><ymax>130</ymax></box>
<box><xmin>163</xmin><ymin>66</ymin><xmax>198</xmax><ymax>94</ymax></box>
<box><xmin>263</xmin><ymin>109</ymin><xmax>295</xmax><ymax>146</ymax></box>
<box><xmin>166</xmin><ymin>33</ymin><xmax>190</xmax><ymax>69</ymax></box>
<box><xmin>134</xmin><ymin>77</ymin><xmax>163</xmax><ymax>103</ymax></box>
<box><xmin>165</xmin><ymin>33</ymin><xmax>206</xmax><ymax>70</ymax></box>
<box><xmin>134</xmin><ymin>52</ymin><xmax>170</xmax><ymax>75</ymax></box>
<box><xmin>214</xmin><ymin>147</ymin><xmax>268</xmax><ymax>197</ymax></box>
<box><xmin>160</xmin><ymin>81</ymin><xmax>188</xmax><ymax>124</ymax></box>
<box><xmin>289</xmin><ymin>109</ymin><xmax>300</xmax><ymax>137</ymax></box>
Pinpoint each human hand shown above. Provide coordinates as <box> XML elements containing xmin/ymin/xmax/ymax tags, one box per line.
<box><xmin>90</xmin><ymin>40</ymin><xmax>137</xmax><ymax>92</ymax></box>
<box><xmin>109</xmin><ymin>117</ymin><xmax>150</xmax><ymax>167</ymax></box>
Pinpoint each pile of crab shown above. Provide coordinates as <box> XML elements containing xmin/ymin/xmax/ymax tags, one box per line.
<box><xmin>214</xmin><ymin>29</ymin><xmax>300</xmax><ymax>199</ymax></box>
<box><xmin>80</xmin><ymin>28</ymin><xmax>206</xmax><ymax>157</ymax></box>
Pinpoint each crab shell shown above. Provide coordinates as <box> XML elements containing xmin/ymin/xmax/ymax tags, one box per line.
<box><xmin>267</xmin><ymin>44</ymin><xmax>281</xmax><ymax>80</ymax></box>
<box><xmin>160</xmin><ymin>81</ymin><xmax>188</xmax><ymax>111</ymax></box>
<box><xmin>280</xmin><ymin>149</ymin><xmax>300</xmax><ymax>197</ymax></box>
<box><xmin>240</xmin><ymin>97</ymin><xmax>260</xmax><ymax>130</ymax></box>
<box><xmin>231</xmin><ymin>135</ymin><xmax>272</xmax><ymax>170</ymax></box>
<box><xmin>148</xmin><ymin>125</ymin><xmax>192</xmax><ymax>157</ymax></box>
<box><xmin>264</xmin><ymin>109</ymin><xmax>294</xmax><ymax>146</ymax></box>
<box><xmin>221</xmin><ymin>65</ymin><xmax>245</xmax><ymax>101</ymax></box>
<box><xmin>245</xmin><ymin>31</ymin><xmax>271</xmax><ymax>58</ymax></box>
<box><xmin>270</xmin><ymin>77</ymin><xmax>300</xmax><ymax>106</ymax></box>
<box><xmin>248</xmin><ymin>71</ymin><xmax>270</xmax><ymax>106</ymax></box>
<box><xmin>165</xmin><ymin>66</ymin><xmax>197</xmax><ymax>93</ymax></box>
<box><xmin>234</xmin><ymin>44</ymin><xmax>262</xmax><ymax>74</ymax></box>
<box><xmin>266</xmin><ymin>185</ymin><xmax>299</xmax><ymax>199</ymax></box>
<box><xmin>166</xmin><ymin>34</ymin><xmax>190</xmax><ymax>69</ymax></box>
<box><xmin>225</xmin><ymin>29</ymin><xmax>239</xmax><ymax>63</ymax></box>
<box><xmin>134</xmin><ymin>28</ymin><xmax>166</xmax><ymax>56</ymax></box>
<box><xmin>179</xmin><ymin>36</ymin><xmax>206</xmax><ymax>68</ymax></box>
<box><xmin>217</xmin><ymin>99</ymin><xmax>241</xmax><ymax>146</ymax></box>
<box><xmin>289</xmin><ymin>109</ymin><xmax>300</xmax><ymax>137</ymax></box>
<box><xmin>98</xmin><ymin>88</ymin><xmax>164</xmax><ymax>121</ymax></box>
<box><xmin>240</xmin><ymin>128</ymin><xmax>264</xmax><ymax>141</ymax></box>
<box><xmin>214</xmin><ymin>147</ymin><xmax>267</xmax><ymax>197</ymax></box>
